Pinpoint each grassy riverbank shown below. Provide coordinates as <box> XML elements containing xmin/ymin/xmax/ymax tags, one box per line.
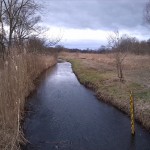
<box><xmin>60</xmin><ymin>52</ymin><xmax>150</xmax><ymax>130</ymax></box>
<box><xmin>0</xmin><ymin>51</ymin><xmax>57</xmax><ymax>150</ymax></box>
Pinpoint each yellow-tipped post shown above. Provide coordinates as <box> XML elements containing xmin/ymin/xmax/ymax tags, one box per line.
<box><xmin>130</xmin><ymin>91</ymin><xmax>135</xmax><ymax>135</ymax></box>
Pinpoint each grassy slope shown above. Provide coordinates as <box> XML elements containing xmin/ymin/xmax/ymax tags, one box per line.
<box><xmin>60</xmin><ymin>52</ymin><xmax>150</xmax><ymax>130</ymax></box>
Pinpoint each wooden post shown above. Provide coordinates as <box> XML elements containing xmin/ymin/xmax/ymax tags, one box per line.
<box><xmin>130</xmin><ymin>90</ymin><xmax>135</xmax><ymax>135</ymax></box>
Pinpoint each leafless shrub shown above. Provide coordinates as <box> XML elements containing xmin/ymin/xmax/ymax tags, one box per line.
<box><xmin>107</xmin><ymin>31</ymin><xmax>132</xmax><ymax>82</ymax></box>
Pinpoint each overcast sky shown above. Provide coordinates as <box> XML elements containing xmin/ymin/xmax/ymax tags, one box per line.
<box><xmin>38</xmin><ymin>0</ymin><xmax>150</xmax><ymax>49</ymax></box>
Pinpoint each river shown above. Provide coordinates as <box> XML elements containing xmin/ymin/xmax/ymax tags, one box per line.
<box><xmin>23</xmin><ymin>62</ymin><xmax>150</xmax><ymax>150</ymax></box>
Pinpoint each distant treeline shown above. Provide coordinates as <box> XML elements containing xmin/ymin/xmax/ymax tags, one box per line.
<box><xmin>1</xmin><ymin>36</ymin><xmax>150</xmax><ymax>56</ymax></box>
<box><xmin>55</xmin><ymin>37</ymin><xmax>150</xmax><ymax>55</ymax></box>
<box><xmin>21</xmin><ymin>36</ymin><xmax>150</xmax><ymax>55</ymax></box>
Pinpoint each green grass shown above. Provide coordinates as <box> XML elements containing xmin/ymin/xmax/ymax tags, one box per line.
<box><xmin>127</xmin><ymin>83</ymin><xmax>150</xmax><ymax>102</ymax></box>
<box><xmin>70</xmin><ymin>57</ymin><xmax>149</xmax><ymax>105</ymax></box>
<box><xmin>63</xmin><ymin>54</ymin><xmax>150</xmax><ymax>130</ymax></box>
<box><xmin>134</xmin><ymin>90</ymin><xmax>150</xmax><ymax>102</ymax></box>
<box><xmin>70</xmin><ymin>59</ymin><xmax>150</xmax><ymax>103</ymax></box>
<box><xmin>70</xmin><ymin>59</ymin><xmax>107</xmax><ymax>89</ymax></box>
<box><xmin>128</xmin><ymin>82</ymin><xmax>143</xmax><ymax>90</ymax></box>
<box><xmin>70</xmin><ymin>59</ymin><xmax>127</xmax><ymax>100</ymax></box>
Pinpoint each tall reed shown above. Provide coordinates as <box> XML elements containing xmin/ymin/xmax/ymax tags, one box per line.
<box><xmin>0</xmin><ymin>50</ymin><xmax>57</xmax><ymax>150</ymax></box>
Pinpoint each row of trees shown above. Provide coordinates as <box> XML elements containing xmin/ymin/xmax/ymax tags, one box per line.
<box><xmin>107</xmin><ymin>34</ymin><xmax>150</xmax><ymax>55</ymax></box>
<box><xmin>55</xmin><ymin>35</ymin><xmax>150</xmax><ymax>55</ymax></box>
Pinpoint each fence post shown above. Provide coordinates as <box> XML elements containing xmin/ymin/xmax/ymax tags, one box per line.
<box><xmin>130</xmin><ymin>90</ymin><xmax>135</xmax><ymax>135</ymax></box>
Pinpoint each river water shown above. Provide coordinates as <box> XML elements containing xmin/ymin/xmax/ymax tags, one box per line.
<box><xmin>23</xmin><ymin>62</ymin><xmax>150</xmax><ymax>150</ymax></box>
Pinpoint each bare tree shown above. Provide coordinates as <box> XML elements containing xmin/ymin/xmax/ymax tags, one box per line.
<box><xmin>14</xmin><ymin>3</ymin><xmax>41</xmax><ymax>47</ymax></box>
<box><xmin>2</xmin><ymin>0</ymin><xmax>40</xmax><ymax>50</ymax></box>
<box><xmin>0</xmin><ymin>0</ymin><xmax>5</xmax><ymax>57</ymax></box>
<box><xmin>1</xmin><ymin>0</ymin><xmax>61</xmax><ymax>55</ymax></box>
<box><xmin>108</xmin><ymin>31</ymin><xmax>131</xmax><ymax>82</ymax></box>
<box><xmin>27</xmin><ymin>36</ymin><xmax>61</xmax><ymax>53</ymax></box>
<box><xmin>144</xmin><ymin>0</ymin><xmax>150</xmax><ymax>24</ymax></box>
<box><xmin>27</xmin><ymin>36</ymin><xmax>46</xmax><ymax>52</ymax></box>
<box><xmin>55</xmin><ymin>45</ymin><xmax>65</xmax><ymax>52</ymax></box>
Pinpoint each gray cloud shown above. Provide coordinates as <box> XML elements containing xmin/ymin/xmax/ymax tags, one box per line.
<box><xmin>37</xmin><ymin>0</ymin><xmax>150</xmax><ymax>49</ymax></box>
<box><xmin>40</xmin><ymin>0</ymin><xmax>148</xmax><ymax>30</ymax></box>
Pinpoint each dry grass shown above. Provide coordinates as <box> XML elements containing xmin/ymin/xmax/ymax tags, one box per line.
<box><xmin>0</xmin><ymin>50</ymin><xmax>57</xmax><ymax>150</ymax></box>
<box><xmin>60</xmin><ymin>52</ymin><xmax>150</xmax><ymax>130</ymax></box>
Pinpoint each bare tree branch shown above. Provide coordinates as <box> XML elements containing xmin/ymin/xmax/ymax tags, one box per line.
<box><xmin>107</xmin><ymin>30</ymin><xmax>132</xmax><ymax>82</ymax></box>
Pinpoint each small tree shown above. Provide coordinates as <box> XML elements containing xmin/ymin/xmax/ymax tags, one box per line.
<box><xmin>108</xmin><ymin>31</ymin><xmax>131</xmax><ymax>82</ymax></box>
<box><xmin>27</xmin><ymin>36</ymin><xmax>46</xmax><ymax>52</ymax></box>
<box><xmin>55</xmin><ymin>45</ymin><xmax>65</xmax><ymax>52</ymax></box>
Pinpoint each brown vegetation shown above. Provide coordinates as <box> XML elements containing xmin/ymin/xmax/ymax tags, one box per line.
<box><xmin>0</xmin><ymin>51</ymin><xmax>57</xmax><ymax>150</ymax></box>
<box><xmin>60</xmin><ymin>52</ymin><xmax>150</xmax><ymax>130</ymax></box>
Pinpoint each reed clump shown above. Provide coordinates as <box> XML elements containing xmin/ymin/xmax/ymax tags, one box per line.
<box><xmin>0</xmin><ymin>50</ymin><xmax>57</xmax><ymax>150</ymax></box>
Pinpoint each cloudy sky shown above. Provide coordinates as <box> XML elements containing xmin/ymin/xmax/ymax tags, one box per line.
<box><xmin>38</xmin><ymin>0</ymin><xmax>150</xmax><ymax>49</ymax></box>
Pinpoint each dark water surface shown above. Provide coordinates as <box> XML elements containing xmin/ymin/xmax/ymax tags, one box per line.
<box><xmin>23</xmin><ymin>62</ymin><xmax>150</xmax><ymax>150</ymax></box>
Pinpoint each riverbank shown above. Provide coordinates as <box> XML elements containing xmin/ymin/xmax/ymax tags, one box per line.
<box><xmin>0</xmin><ymin>52</ymin><xmax>57</xmax><ymax>150</ymax></box>
<box><xmin>60</xmin><ymin>52</ymin><xmax>150</xmax><ymax>130</ymax></box>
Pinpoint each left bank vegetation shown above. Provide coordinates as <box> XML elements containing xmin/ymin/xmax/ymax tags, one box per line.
<box><xmin>0</xmin><ymin>0</ymin><xmax>58</xmax><ymax>149</ymax></box>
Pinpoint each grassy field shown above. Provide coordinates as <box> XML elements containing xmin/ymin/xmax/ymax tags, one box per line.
<box><xmin>60</xmin><ymin>52</ymin><xmax>150</xmax><ymax>130</ymax></box>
